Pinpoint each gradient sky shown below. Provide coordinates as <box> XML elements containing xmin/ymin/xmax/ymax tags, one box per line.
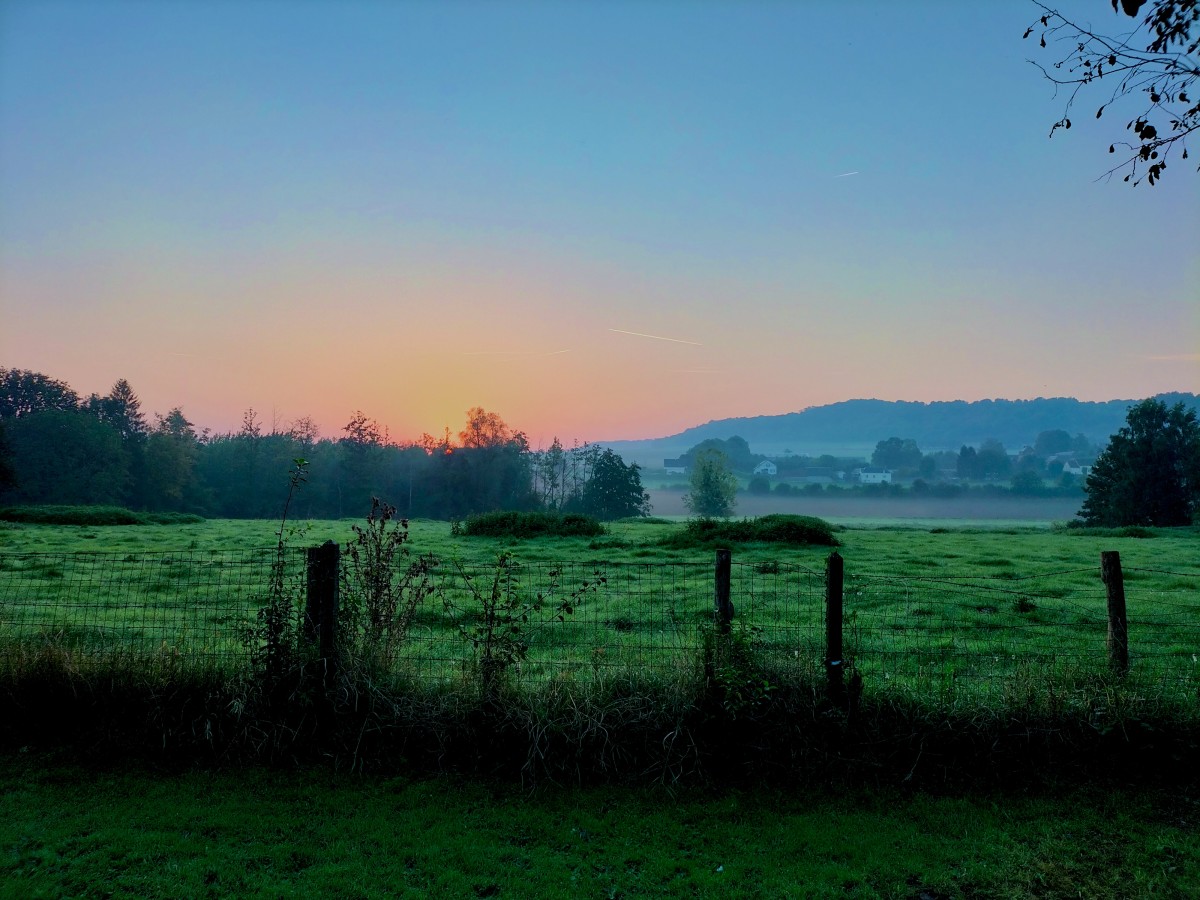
<box><xmin>2</xmin><ymin>0</ymin><xmax>1197</xmax><ymax>447</ymax></box>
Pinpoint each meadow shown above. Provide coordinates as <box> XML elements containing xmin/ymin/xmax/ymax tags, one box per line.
<box><xmin>2</xmin><ymin>515</ymin><xmax>1199</xmax><ymax>898</ymax></box>
<box><xmin>1</xmin><ymin>514</ymin><xmax>1196</xmax><ymax>707</ymax></box>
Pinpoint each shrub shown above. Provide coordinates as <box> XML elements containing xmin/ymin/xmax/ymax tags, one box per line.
<box><xmin>747</xmin><ymin>476</ymin><xmax>771</xmax><ymax>495</ymax></box>
<box><xmin>341</xmin><ymin>498</ymin><xmax>435</xmax><ymax>673</ymax></box>
<box><xmin>460</xmin><ymin>511</ymin><xmax>605</xmax><ymax>538</ymax></box>
<box><xmin>1054</xmin><ymin>521</ymin><xmax>1161</xmax><ymax>539</ymax></box>
<box><xmin>662</xmin><ymin>514</ymin><xmax>840</xmax><ymax>549</ymax></box>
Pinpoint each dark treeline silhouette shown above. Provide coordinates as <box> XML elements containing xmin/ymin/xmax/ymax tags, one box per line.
<box><xmin>0</xmin><ymin>369</ymin><xmax>649</xmax><ymax>521</ymax></box>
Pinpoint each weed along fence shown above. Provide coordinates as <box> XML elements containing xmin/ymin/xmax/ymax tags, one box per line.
<box><xmin>0</xmin><ymin>545</ymin><xmax>1198</xmax><ymax>704</ymax></box>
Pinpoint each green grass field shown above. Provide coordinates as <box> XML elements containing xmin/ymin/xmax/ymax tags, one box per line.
<box><xmin>1</xmin><ymin>516</ymin><xmax>1197</xmax><ymax>706</ymax></box>
<box><xmin>1</xmin><ymin>759</ymin><xmax>1197</xmax><ymax>899</ymax></box>
<box><xmin>2</xmin><ymin>517</ymin><xmax>1199</xmax><ymax>898</ymax></box>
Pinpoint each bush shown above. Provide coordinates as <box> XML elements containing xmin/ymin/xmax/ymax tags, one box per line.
<box><xmin>662</xmin><ymin>514</ymin><xmax>840</xmax><ymax>549</ymax></box>
<box><xmin>1054</xmin><ymin>521</ymin><xmax>1160</xmax><ymax>539</ymax></box>
<box><xmin>0</xmin><ymin>505</ymin><xmax>205</xmax><ymax>526</ymax></box>
<box><xmin>460</xmin><ymin>511</ymin><xmax>605</xmax><ymax>538</ymax></box>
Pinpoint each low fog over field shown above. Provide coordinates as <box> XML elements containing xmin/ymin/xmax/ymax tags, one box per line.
<box><xmin>647</xmin><ymin>490</ymin><xmax>1083</xmax><ymax>522</ymax></box>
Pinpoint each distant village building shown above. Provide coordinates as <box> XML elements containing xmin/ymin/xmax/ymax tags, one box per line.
<box><xmin>855</xmin><ymin>467</ymin><xmax>893</xmax><ymax>484</ymax></box>
<box><xmin>1062</xmin><ymin>460</ymin><xmax>1092</xmax><ymax>477</ymax></box>
<box><xmin>1047</xmin><ymin>452</ymin><xmax>1094</xmax><ymax>478</ymax></box>
<box><xmin>664</xmin><ymin>458</ymin><xmax>688</xmax><ymax>475</ymax></box>
<box><xmin>753</xmin><ymin>460</ymin><xmax>778</xmax><ymax>476</ymax></box>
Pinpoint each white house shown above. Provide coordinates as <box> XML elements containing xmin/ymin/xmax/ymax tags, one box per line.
<box><xmin>856</xmin><ymin>467</ymin><xmax>893</xmax><ymax>484</ymax></box>
<box><xmin>1062</xmin><ymin>460</ymin><xmax>1092</xmax><ymax>477</ymax></box>
<box><xmin>664</xmin><ymin>458</ymin><xmax>687</xmax><ymax>475</ymax></box>
<box><xmin>753</xmin><ymin>460</ymin><xmax>778</xmax><ymax>476</ymax></box>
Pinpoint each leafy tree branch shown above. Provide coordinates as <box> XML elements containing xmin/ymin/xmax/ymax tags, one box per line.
<box><xmin>1026</xmin><ymin>0</ymin><xmax>1199</xmax><ymax>185</ymax></box>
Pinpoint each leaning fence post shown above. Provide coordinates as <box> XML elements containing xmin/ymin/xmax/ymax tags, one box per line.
<box><xmin>714</xmin><ymin>549</ymin><xmax>733</xmax><ymax>634</ymax></box>
<box><xmin>306</xmin><ymin>541</ymin><xmax>341</xmax><ymax>664</ymax></box>
<box><xmin>825</xmin><ymin>551</ymin><xmax>845</xmax><ymax>704</ymax></box>
<box><xmin>1101</xmin><ymin>550</ymin><xmax>1129</xmax><ymax>676</ymax></box>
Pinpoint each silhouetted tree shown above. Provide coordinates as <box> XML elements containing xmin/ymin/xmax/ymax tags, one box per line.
<box><xmin>0</xmin><ymin>422</ymin><xmax>15</xmax><ymax>493</ymax></box>
<box><xmin>0</xmin><ymin>368</ymin><xmax>79</xmax><ymax>418</ymax></box>
<box><xmin>86</xmin><ymin>378</ymin><xmax>147</xmax><ymax>444</ymax></box>
<box><xmin>1011</xmin><ymin>470</ymin><xmax>1046</xmax><ymax>495</ymax></box>
<box><xmin>573</xmin><ymin>449</ymin><xmax>651</xmax><ymax>520</ymax></box>
<box><xmin>459</xmin><ymin>407</ymin><xmax>514</xmax><ymax>448</ymax></box>
<box><xmin>684</xmin><ymin>449</ymin><xmax>737</xmax><ymax>518</ymax></box>
<box><xmin>1034</xmin><ymin>428</ymin><xmax>1074</xmax><ymax>457</ymax></box>
<box><xmin>2</xmin><ymin>410</ymin><xmax>128</xmax><ymax>504</ymax></box>
<box><xmin>681</xmin><ymin>436</ymin><xmax>759</xmax><ymax>472</ymax></box>
<box><xmin>534</xmin><ymin>437</ymin><xmax>568</xmax><ymax>510</ymax></box>
<box><xmin>1025</xmin><ymin>0</ymin><xmax>1198</xmax><ymax>185</ymax></box>
<box><xmin>871</xmin><ymin>437</ymin><xmax>922</xmax><ymax>471</ymax></box>
<box><xmin>1080</xmin><ymin>398</ymin><xmax>1200</xmax><ymax>525</ymax></box>
<box><xmin>142</xmin><ymin>409</ymin><xmax>201</xmax><ymax>511</ymax></box>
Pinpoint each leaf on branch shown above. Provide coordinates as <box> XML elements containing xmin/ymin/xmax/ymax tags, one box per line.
<box><xmin>1097</xmin><ymin>105</ymin><xmax>1105</xmax><ymax>118</ymax></box>
<box><xmin>1040</xmin><ymin>35</ymin><xmax>1046</xmax><ymax>48</ymax></box>
<box><xmin>1110</xmin><ymin>144</ymin><xmax>1116</xmax><ymax>152</ymax></box>
<box><xmin>1023</xmin><ymin>26</ymin><xmax>1033</xmax><ymax>39</ymax></box>
<box><xmin>1142</xmin><ymin>124</ymin><xmax>1158</xmax><ymax>139</ymax></box>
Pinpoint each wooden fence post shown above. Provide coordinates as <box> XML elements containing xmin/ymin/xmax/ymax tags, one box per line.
<box><xmin>825</xmin><ymin>551</ymin><xmax>845</xmax><ymax>704</ymax></box>
<box><xmin>1102</xmin><ymin>550</ymin><xmax>1129</xmax><ymax>675</ymax></box>
<box><xmin>714</xmin><ymin>549</ymin><xmax>733</xmax><ymax>634</ymax></box>
<box><xmin>306</xmin><ymin>541</ymin><xmax>341</xmax><ymax>664</ymax></box>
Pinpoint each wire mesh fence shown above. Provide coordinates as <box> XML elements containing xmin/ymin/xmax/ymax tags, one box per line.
<box><xmin>1</xmin><ymin>548</ymin><xmax>1197</xmax><ymax>701</ymax></box>
<box><xmin>0</xmin><ymin>548</ymin><xmax>302</xmax><ymax>667</ymax></box>
<box><xmin>843</xmin><ymin>565</ymin><xmax>1200</xmax><ymax>701</ymax></box>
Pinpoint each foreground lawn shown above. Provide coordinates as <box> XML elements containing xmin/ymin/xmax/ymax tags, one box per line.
<box><xmin>1</xmin><ymin>759</ymin><xmax>1197</xmax><ymax>899</ymax></box>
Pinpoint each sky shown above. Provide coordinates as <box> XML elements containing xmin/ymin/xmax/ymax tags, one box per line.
<box><xmin>2</xmin><ymin>0</ymin><xmax>1197</xmax><ymax>447</ymax></box>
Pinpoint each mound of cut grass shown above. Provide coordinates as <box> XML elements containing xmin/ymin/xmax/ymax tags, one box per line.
<box><xmin>662</xmin><ymin>514</ymin><xmax>840</xmax><ymax>549</ymax></box>
<box><xmin>458</xmin><ymin>511</ymin><xmax>605</xmax><ymax>538</ymax></box>
<box><xmin>0</xmin><ymin>505</ymin><xmax>205</xmax><ymax>526</ymax></box>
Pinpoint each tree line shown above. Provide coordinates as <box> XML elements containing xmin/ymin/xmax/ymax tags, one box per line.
<box><xmin>0</xmin><ymin>369</ymin><xmax>650</xmax><ymax>522</ymax></box>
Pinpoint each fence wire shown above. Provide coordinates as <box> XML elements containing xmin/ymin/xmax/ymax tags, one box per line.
<box><xmin>1</xmin><ymin>549</ymin><xmax>1197</xmax><ymax>700</ymax></box>
<box><xmin>0</xmin><ymin>548</ymin><xmax>304</xmax><ymax>667</ymax></box>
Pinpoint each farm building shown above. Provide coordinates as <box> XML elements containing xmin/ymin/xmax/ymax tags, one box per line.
<box><xmin>855</xmin><ymin>467</ymin><xmax>893</xmax><ymax>484</ymax></box>
<box><xmin>753</xmin><ymin>460</ymin><xmax>778</xmax><ymax>476</ymax></box>
<box><xmin>664</xmin><ymin>458</ymin><xmax>687</xmax><ymax>475</ymax></box>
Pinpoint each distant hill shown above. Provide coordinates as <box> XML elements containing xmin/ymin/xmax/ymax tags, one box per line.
<box><xmin>603</xmin><ymin>393</ymin><xmax>1200</xmax><ymax>468</ymax></box>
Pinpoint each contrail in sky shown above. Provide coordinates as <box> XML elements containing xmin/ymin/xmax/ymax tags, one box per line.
<box><xmin>609</xmin><ymin>328</ymin><xmax>702</xmax><ymax>346</ymax></box>
<box><xmin>834</xmin><ymin>171</ymin><xmax>859</xmax><ymax>178</ymax></box>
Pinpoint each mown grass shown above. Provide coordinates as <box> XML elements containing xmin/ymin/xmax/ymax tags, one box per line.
<box><xmin>0</xmin><ymin>758</ymin><xmax>1197</xmax><ymax>899</ymax></box>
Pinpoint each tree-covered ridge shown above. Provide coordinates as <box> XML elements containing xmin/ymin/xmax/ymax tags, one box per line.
<box><xmin>614</xmin><ymin>394</ymin><xmax>1200</xmax><ymax>455</ymax></box>
<box><xmin>0</xmin><ymin>369</ymin><xmax>650</xmax><ymax>522</ymax></box>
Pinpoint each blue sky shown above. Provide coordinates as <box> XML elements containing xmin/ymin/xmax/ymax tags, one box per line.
<box><xmin>2</xmin><ymin>0</ymin><xmax>1196</xmax><ymax>444</ymax></box>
